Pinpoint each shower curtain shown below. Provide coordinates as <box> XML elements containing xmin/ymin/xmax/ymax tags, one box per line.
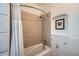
<box><xmin>10</xmin><ymin>3</ymin><xmax>24</xmax><ymax>56</ymax></box>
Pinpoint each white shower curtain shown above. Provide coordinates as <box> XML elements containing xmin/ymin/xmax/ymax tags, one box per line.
<box><xmin>10</xmin><ymin>3</ymin><xmax>24</xmax><ymax>56</ymax></box>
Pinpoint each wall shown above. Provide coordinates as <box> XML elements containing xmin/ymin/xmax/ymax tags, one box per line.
<box><xmin>35</xmin><ymin>4</ymin><xmax>51</xmax><ymax>47</ymax></box>
<box><xmin>51</xmin><ymin>4</ymin><xmax>79</xmax><ymax>56</ymax></box>
<box><xmin>42</xmin><ymin>13</ymin><xmax>51</xmax><ymax>47</ymax></box>
<box><xmin>50</xmin><ymin>4</ymin><xmax>79</xmax><ymax>38</ymax></box>
<box><xmin>21</xmin><ymin>10</ymin><xmax>42</xmax><ymax>48</ymax></box>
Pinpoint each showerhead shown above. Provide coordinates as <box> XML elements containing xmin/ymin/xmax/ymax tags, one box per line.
<box><xmin>39</xmin><ymin>15</ymin><xmax>46</xmax><ymax>20</ymax></box>
<box><xmin>40</xmin><ymin>16</ymin><xmax>43</xmax><ymax>19</ymax></box>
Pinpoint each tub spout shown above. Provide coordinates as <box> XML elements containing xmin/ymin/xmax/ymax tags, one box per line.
<box><xmin>43</xmin><ymin>40</ymin><xmax>46</xmax><ymax>49</ymax></box>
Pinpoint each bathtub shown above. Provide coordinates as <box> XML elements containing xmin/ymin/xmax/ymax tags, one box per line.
<box><xmin>24</xmin><ymin>43</ymin><xmax>52</xmax><ymax>56</ymax></box>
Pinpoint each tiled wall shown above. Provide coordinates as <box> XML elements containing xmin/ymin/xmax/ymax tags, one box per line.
<box><xmin>21</xmin><ymin>10</ymin><xmax>42</xmax><ymax>48</ymax></box>
<box><xmin>42</xmin><ymin>13</ymin><xmax>51</xmax><ymax>47</ymax></box>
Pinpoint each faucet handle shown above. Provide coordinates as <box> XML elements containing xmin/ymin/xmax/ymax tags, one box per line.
<box><xmin>56</xmin><ymin>44</ymin><xmax>58</xmax><ymax>48</ymax></box>
<box><xmin>43</xmin><ymin>40</ymin><xmax>46</xmax><ymax>45</ymax></box>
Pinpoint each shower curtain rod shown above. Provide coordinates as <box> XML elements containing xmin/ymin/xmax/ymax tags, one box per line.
<box><xmin>20</xmin><ymin>5</ymin><xmax>48</xmax><ymax>16</ymax></box>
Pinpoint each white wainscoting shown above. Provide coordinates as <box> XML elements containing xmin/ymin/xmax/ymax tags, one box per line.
<box><xmin>51</xmin><ymin>34</ymin><xmax>79</xmax><ymax>56</ymax></box>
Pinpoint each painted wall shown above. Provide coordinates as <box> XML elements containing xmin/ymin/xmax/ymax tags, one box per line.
<box><xmin>51</xmin><ymin>4</ymin><xmax>79</xmax><ymax>56</ymax></box>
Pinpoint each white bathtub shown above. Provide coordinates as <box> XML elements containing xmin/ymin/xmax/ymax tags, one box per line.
<box><xmin>24</xmin><ymin>43</ymin><xmax>52</xmax><ymax>56</ymax></box>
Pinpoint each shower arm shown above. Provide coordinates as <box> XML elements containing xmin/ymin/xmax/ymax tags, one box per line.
<box><xmin>20</xmin><ymin>5</ymin><xmax>48</xmax><ymax>17</ymax></box>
